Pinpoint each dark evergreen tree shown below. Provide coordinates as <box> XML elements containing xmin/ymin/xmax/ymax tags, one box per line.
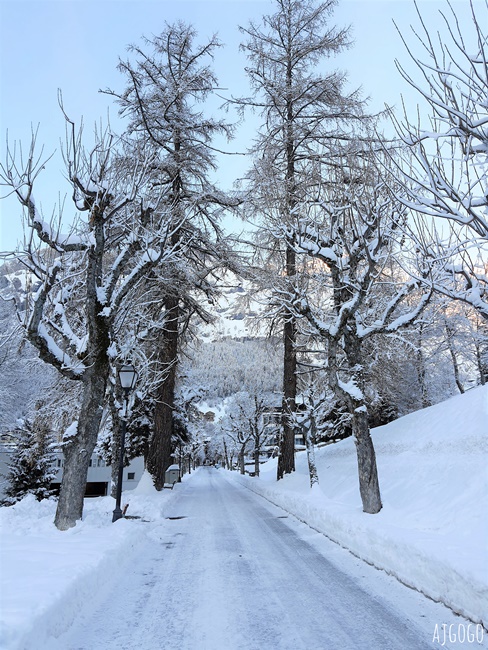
<box><xmin>2</xmin><ymin>420</ymin><xmax>57</xmax><ymax>504</ymax></box>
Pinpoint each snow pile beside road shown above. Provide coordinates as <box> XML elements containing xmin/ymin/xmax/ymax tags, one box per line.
<box><xmin>227</xmin><ymin>385</ymin><xmax>488</xmax><ymax>628</ymax></box>
<box><xmin>0</xmin><ymin>478</ymin><xmax>178</xmax><ymax>650</ymax></box>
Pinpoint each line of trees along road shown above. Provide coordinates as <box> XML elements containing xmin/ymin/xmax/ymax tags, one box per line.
<box><xmin>0</xmin><ymin>0</ymin><xmax>486</xmax><ymax>528</ymax></box>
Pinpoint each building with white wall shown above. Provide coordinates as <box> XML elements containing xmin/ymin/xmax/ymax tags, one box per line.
<box><xmin>0</xmin><ymin>446</ymin><xmax>145</xmax><ymax>500</ymax></box>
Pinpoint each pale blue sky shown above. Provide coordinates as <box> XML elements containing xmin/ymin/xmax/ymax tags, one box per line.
<box><xmin>0</xmin><ymin>0</ymin><xmax>471</xmax><ymax>251</ymax></box>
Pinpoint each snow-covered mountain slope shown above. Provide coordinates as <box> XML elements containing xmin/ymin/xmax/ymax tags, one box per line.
<box><xmin>0</xmin><ymin>274</ymin><xmax>56</xmax><ymax>434</ymax></box>
<box><xmin>199</xmin><ymin>273</ymin><xmax>267</xmax><ymax>341</ymax></box>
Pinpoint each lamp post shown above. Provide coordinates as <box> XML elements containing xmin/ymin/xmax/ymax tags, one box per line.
<box><xmin>112</xmin><ymin>363</ymin><xmax>137</xmax><ymax>523</ymax></box>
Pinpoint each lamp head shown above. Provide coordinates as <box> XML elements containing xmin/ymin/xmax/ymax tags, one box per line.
<box><xmin>118</xmin><ymin>363</ymin><xmax>137</xmax><ymax>392</ymax></box>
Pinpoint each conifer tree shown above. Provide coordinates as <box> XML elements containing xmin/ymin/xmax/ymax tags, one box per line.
<box><xmin>107</xmin><ymin>23</ymin><xmax>239</xmax><ymax>488</ymax></box>
<box><xmin>237</xmin><ymin>0</ymin><xmax>365</xmax><ymax>479</ymax></box>
<box><xmin>3</xmin><ymin>420</ymin><xmax>57</xmax><ymax>504</ymax></box>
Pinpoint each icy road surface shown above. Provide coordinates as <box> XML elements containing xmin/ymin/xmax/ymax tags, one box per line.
<box><xmin>55</xmin><ymin>468</ymin><xmax>443</xmax><ymax>650</ymax></box>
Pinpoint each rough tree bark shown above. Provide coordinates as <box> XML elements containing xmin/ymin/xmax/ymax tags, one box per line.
<box><xmin>416</xmin><ymin>323</ymin><xmax>431</xmax><ymax>409</ymax></box>
<box><xmin>55</xmin><ymin>364</ymin><xmax>108</xmax><ymax>529</ymax></box>
<box><xmin>305</xmin><ymin>433</ymin><xmax>319</xmax><ymax>490</ymax></box>
<box><xmin>341</xmin><ymin>333</ymin><xmax>382</xmax><ymax>514</ymax></box>
<box><xmin>444</xmin><ymin>319</ymin><xmax>464</xmax><ymax>394</ymax></box>
<box><xmin>301</xmin><ymin>403</ymin><xmax>319</xmax><ymax>489</ymax></box>
<box><xmin>278</xmin><ymin>248</ymin><xmax>297</xmax><ymax>480</ymax></box>
<box><xmin>55</xmin><ymin>221</ymin><xmax>112</xmax><ymax>529</ymax></box>
<box><xmin>147</xmin><ymin>296</ymin><xmax>179</xmax><ymax>489</ymax></box>
<box><xmin>239</xmin><ymin>445</ymin><xmax>246</xmax><ymax>475</ymax></box>
<box><xmin>223</xmin><ymin>439</ymin><xmax>230</xmax><ymax>470</ymax></box>
<box><xmin>277</xmin><ymin>48</ymin><xmax>299</xmax><ymax>480</ymax></box>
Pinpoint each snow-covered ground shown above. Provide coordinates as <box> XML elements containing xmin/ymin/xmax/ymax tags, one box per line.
<box><xmin>232</xmin><ymin>384</ymin><xmax>488</xmax><ymax>629</ymax></box>
<box><xmin>0</xmin><ymin>386</ymin><xmax>486</xmax><ymax>649</ymax></box>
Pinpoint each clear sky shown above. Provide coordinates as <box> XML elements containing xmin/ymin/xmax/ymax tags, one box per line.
<box><xmin>0</xmin><ymin>0</ymin><xmax>472</xmax><ymax>252</ymax></box>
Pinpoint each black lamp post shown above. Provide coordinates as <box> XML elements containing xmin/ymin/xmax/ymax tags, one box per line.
<box><xmin>112</xmin><ymin>363</ymin><xmax>137</xmax><ymax>523</ymax></box>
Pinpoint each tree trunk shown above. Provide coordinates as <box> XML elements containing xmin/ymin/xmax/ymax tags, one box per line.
<box><xmin>278</xmin><ymin>77</ymin><xmax>298</xmax><ymax>481</ymax></box>
<box><xmin>54</xmin><ymin>365</ymin><xmax>108</xmax><ymax>529</ymax></box>
<box><xmin>474</xmin><ymin>318</ymin><xmax>488</xmax><ymax>385</ymax></box>
<box><xmin>339</xmin><ymin>332</ymin><xmax>382</xmax><ymax>514</ymax></box>
<box><xmin>223</xmin><ymin>439</ymin><xmax>229</xmax><ymax>470</ymax></box>
<box><xmin>54</xmin><ymin>235</ymin><xmax>110</xmax><ymax>530</ymax></box>
<box><xmin>352</xmin><ymin>409</ymin><xmax>382</xmax><ymax>514</ymax></box>
<box><xmin>445</xmin><ymin>320</ymin><xmax>464</xmax><ymax>393</ymax></box>
<box><xmin>254</xmin><ymin>443</ymin><xmax>260</xmax><ymax>477</ymax></box>
<box><xmin>416</xmin><ymin>323</ymin><xmax>431</xmax><ymax>408</ymax></box>
<box><xmin>147</xmin><ymin>296</ymin><xmax>179</xmax><ymax>490</ymax></box>
<box><xmin>278</xmin><ymin>245</ymin><xmax>297</xmax><ymax>480</ymax></box>
<box><xmin>239</xmin><ymin>447</ymin><xmax>245</xmax><ymax>475</ymax></box>
<box><xmin>303</xmin><ymin>421</ymin><xmax>319</xmax><ymax>489</ymax></box>
<box><xmin>476</xmin><ymin>343</ymin><xmax>487</xmax><ymax>385</ymax></box>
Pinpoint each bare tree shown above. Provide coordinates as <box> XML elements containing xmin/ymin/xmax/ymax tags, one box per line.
<box><xmin>0</xmin><ymin>114</ymin><xmax>184</xmax><ymax>529</ymax></box>
<box><xmin>241</xmin><ymin>393</ymin><xmax>276</xmax><ymax>478</ymax></box>
<box><xmin>221</xmin><ymin>422</ymin><xmax>251</xmax><ymax>476</ymax></box>
<box><xmin>292</xmin><ymin>388</ymin><xmax>324</xmax><ymax>489</ymax></box>
<box><xmin>390</xmin><ymin>0</ymin><xmax>488</xmax><ymax>319</ymax></box>
<box><xmin>285</xmin><ymin>150</ymin><xmax>432</xmax><ymax>513</ymax></box>
<box><xmin>218</xmin><ymin>391</ymin><xmax>276</xmax><ymax>476</ymax></box>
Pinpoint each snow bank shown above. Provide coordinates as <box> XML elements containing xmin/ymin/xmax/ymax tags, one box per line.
<box><xmin>225</xmin><ymin>385</ymin><xmax>488</xmax><ymax>628</ymax></box>
<box><xmin>0</xmin><ymin>477</ymin><xmax>183</xmax><ymax>650</ymax></box>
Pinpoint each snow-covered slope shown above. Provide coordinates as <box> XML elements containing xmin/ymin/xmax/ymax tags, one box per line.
<box><xmin>228</xmin><ymin>384</ymin><xmax>488</xmax><ymax>627</ymax></box>
<box><xmin>0</xmin><ymin>386</ymin><xmax>486</xmax><ymax>648</ymax></box>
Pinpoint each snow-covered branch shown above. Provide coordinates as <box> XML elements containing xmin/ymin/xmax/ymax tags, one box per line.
<box><xmin>389</xmin><ymin>0</ymin><xmax>488</xmax><ymax>300</ymax></box>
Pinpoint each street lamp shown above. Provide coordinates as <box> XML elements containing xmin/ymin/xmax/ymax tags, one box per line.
<box><xmin>112</xmin><ymin>363</ymin><xmax>137</xmax><ymax>523</ymax></box>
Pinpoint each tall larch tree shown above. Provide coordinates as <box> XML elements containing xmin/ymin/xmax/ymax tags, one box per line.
<box><xmin>107</xmin><ymin>23</ymin><xmax>238</xmax><ymax>489</ymax></box>
<box><xmin>237</xmin><ymin>0</ymin><xmax>365</xmax><ymax>479</ymax></box>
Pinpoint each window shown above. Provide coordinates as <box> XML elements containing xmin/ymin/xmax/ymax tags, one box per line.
<box><xmin>263</xmin><ymin>411</ymin><xmax>281</xmax><ymax>427</ymax></box>
<box><xmin>127</xmin><ymin>472</ymin><xmax>135</xmax><ymax>480</ymax></box>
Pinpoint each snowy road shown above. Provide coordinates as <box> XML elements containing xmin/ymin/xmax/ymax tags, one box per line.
<box><xmin>54</xmin><ymin>468</ymin><xmax>437</xmax><ymax>650</ymax></box>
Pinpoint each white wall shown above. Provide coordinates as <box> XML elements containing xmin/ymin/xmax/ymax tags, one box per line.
<box><xmin>0</xmin><ymin>450</ymin><xmax>145</xmax><ymax>499</ymax></box>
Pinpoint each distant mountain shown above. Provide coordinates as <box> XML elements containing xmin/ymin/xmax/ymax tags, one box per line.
<box><xmin>199</xmin><ymin>271</ymin><xmax>269</xmax><ymax>342</ymax></box>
